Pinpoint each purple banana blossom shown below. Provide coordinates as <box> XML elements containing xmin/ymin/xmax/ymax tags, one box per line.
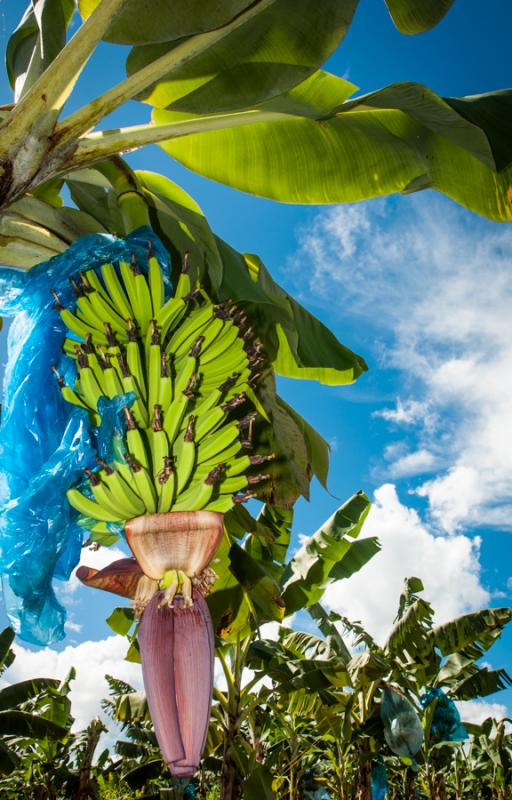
<box><xmin>77</xmin><ymin>511</ymin><xmax>223</xmax><ymax>778</ymax></box>
<box><xmin>138</xmin><ymin>589</ymin><xmax>215</xmax><ymax>776</ymax></box>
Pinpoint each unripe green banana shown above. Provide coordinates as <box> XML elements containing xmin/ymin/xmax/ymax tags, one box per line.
<box><xmin>166</xmin><ymin>304</ymin><xmax>213</xmax><ymax>357</ymax></box>
<box><xmin>198</xmin><ymin>322</ymin><xmax>242</xmax><ymax>366</ymax></box>
<box><xmin>66</xmin><ymin>488</ymin><xmax>126</xmax><ymax>522</ymax></box>
<box><xmin>124</xmin><ymin>407</ymin><xmax>151</xmax><ymax>470</ymax></box>
<box><xmin>157</xmin><ymin>456</ymin><xmax>176</xmax><ymax>512</ymax></box>
<box><xmin>175</xmin><ymin>416</ymin><xmax>196</xmax><ymax>494</ymax></box>
<box><xmin>100</xmin><ymin>263</ymin><xmax>133</xmax><ymax>320</ymax></box>
<box><xmin>95</xmin><ymin>458</ymin><xmax>146</xmax><ymax>517</ymax></box>
<box><xmin>195</xmin><ymin>422</ymin><xmax>242</xmax><ymax>465</ymax></box>
<box><xmin>150</xmin><ymin>406</ymin><xmax>170</xmax><ymax>492</ymax></box>
<box><xmin>124</xmin><ymin>455</ymin><xmax>157</xmax><ymax>513</ymax></box>
<box><xmin>148</xmin><ymin>246</ymin><xmax>165</xmax><ymax>315</ymax></box>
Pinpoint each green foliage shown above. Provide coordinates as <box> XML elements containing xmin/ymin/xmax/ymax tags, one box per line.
<box><xmin>6</xmin><ymin>0</ymin><xmax>75</xmax><ymax>100</ymax></box>
<box><xmin>281</xmin><ymin>491</ymin><xmax>375</xmax><ymax>614</ymax></box>
<box><xmin>156</xmin><ymin>73</ymin><xmax>512</xmax><ymax>222</ymax></box>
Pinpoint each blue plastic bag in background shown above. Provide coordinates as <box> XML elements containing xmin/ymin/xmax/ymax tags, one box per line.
<box><xmin>0</xmin><ymin>228</ymin><xmax>170</xmax><ymax>645</ymax></box>
<box><xmin>371</xmin><ymin>760</ymin><xmax>388</xmax><ymax>800</ymax></box>
<box><xmin>420</xmin><ymin>687</ymin><xmax>468</xmax><ymax>743</ymax></box>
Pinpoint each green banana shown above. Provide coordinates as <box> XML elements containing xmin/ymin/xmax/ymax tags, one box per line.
<box><xmin>198</xmin><ymin>321</ymin><xmax>242</xmax><ymax>365</ymax></box>
<box><xmin>126</xmin><ymin>323</ymin><xmax>147</xmax><ymax>402</ymax></box>
<box><xmin>150</xmin><ymin>405</ymin><xmax>170</xmax><ymax>491</ymax></box>
<box><xmin>157</xmin><ymin>456</ymin><xmax>176</xmax><ymax>512</ymax></box>
<box><xmin>100</xmin><ymin>262</ymin><xmax>133</xmax><ymax>320</ymax></box>
<box><xmin>195</xmin><ymin>422</ymin><xmax>242</xmax><ymax>465</ymax></box>
<box><xmin>124</xmin><ymin>454</ymin><xmax>157</xmax><ymax>514</ymax></box>
<box><xmin>163</xmin><ymin>358</ymin><xmax>197</xmax><ymax>444</ymax></box>
<box><xmin>147</xmin><ymin>321</ymin><xmax>163</xmax><ymax>413</ymax></box>
<box><xmin>132</xmin><ymin>257</ymin><xmax>153</xmax><ymax>334</ymax></box>
<box><xmin>95</xmin><ymin>458</ymin><xmax>145</xmax><ymax>517</ymax></box>
<box><xmin>124</xmin><ymin>407</ymin><xmax>151</xmax><ymax>470</ymax></box>
<box><xmin>155</xmin><ymin>296</ymin><xmax>188</xmax><ymax>342</ymax></box>
<box><xmin>175</xmin><ymin>416</ymin><xmax>196</xmax><ymax>494</ymax></box>
<box><xmin>84</xmin><ymin>468</ymin><xmax>137</xmax><ymax>520</ymax></box>
<box><xmin>66</xmin><ymin>488</ymin><xmax>126</xmax><ymax>522</ymax></box>
<box><xmin>166</xmin><ymin>304</ymin><xmax>214</xmax><ymax>356</ymax></box>
<box><xmin>148</xmin><ymin>245</ymin><xmax>165</xmax><ymax>314</ymax></box>
<box><xmin>60</xmin><ymin>308</ymin><xmax>107</xmax><ymax>344</ymax></box>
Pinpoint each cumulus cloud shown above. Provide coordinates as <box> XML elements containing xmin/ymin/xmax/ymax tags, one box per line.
<box><xmin>457</xmin><ymin>699</ymin><xmax>509</xmax><ymax>726</ymax></box>
<box><xmin>289</xmin><ymin>196</ymin><xmax>512</xmax><ymax>533</ymax></box>
<box><xmin>386</xmin><ymin>448</ymin><xmax>438</xmax><ymax>478</ymax></box>
<box><xmin>323</xmin><ymin>484</ymin><xmax>489</xmax><ymax>643</ymax></box>
<box><xmin>3</xmin><ymin>635</ymin><xmax>143</xmax><ymax>748</ymax></box>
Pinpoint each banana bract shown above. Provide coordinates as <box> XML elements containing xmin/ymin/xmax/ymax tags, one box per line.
<box><xmin>59</xmin><ymin>245</ymin><xmax>274</xmax><ymax>775</ymax></box>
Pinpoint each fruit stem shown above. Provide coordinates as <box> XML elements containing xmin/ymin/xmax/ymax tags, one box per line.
<box><xmin>95</xmin><ymin>157</ymin><xmax>150</xmax><ymax>234</ymax></box>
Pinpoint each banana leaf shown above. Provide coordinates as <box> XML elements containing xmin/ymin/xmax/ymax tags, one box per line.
<box><xmin>156</xmin><ymin>71</ymin><xmax>512</xmax><ymax>222</ymax></box>
<box><xmin>384</xmin><ymin>0</ymin><xmax>456</xmax><ymax>34</ymax></box>
<box><xmin>6</xmin><ymin>0</ymin><xmax>75</xmax><ymax>101</ymax></box>
<box><xmin>124</xmin><ymin>0</ymin><xmax>358</xmax><ymax>112</ymax></box>
<box><xmin>430</xmin><ymin>608</ymin><xmax>512</xmax><ymax>659</ymax></box>
<box><xmin>281</xmin><ymin>491</ymin><xmax>372</xmax><ymax>614</ymax></box>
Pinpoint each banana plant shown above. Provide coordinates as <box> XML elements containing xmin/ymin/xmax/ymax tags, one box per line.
<box><xmin>0</xmin><ymin>627</ymin><xmax>74</xmax><ymax>785</ymax></box>
<box><xmin>0</xmin><ymin>0</ymin><xmax>510</xmax><ymax>233</ymax></box>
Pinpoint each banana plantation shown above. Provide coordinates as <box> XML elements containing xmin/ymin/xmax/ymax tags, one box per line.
<box><xmin>0</xmin><ymin>1</ymin><xmax>510</xmax><ymax>799</ymax></box>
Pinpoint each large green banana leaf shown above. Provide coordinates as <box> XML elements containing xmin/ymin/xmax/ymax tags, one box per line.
<box><xmin>384</xmin><ymin>0</ymin><xmax>456</xmax><ymax>35</ymax></box>
<box><xmin>155</xmin><ymin>72</ymin><xmax>512</xmax><ymax>221</ymax></box>
<box><xmin>125</xmin><ymin>0</ymin><xmax>357</xmax><ymax>113</ymax></box>
<box><xmin>0</xmin><ymin>678</ymin><xmax>60</xmax><ymax>711</ymax></box>
<box><xmin>78</xmin><ymin>0</ymin><xmax>252</xmax><ymax>45</ymax></box>
<box><xmin>281</xmin><ymin>491</ymin><xmax>374</xmax><ymax>614</ymax></box>
<box><xmin>451</xmin><ymin>667</ymin><xmax>512</xmax><ymax>701</ymax></box>
<box><xmin>430</xmin><ymin>608</ymin><xmax>512</xmax><ymax>660</ymax></box>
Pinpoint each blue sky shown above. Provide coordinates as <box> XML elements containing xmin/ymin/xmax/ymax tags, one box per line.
<box><xmin>0</xmin><ymin>1</ymin><xmax>511</xmax><ymax>730</ymax></box>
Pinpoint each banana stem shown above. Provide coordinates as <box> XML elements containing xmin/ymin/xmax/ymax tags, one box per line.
<box><xmin>94</xmin><ymin>157</ymin><xmax>150</xmax><ymax>234</ymax></box>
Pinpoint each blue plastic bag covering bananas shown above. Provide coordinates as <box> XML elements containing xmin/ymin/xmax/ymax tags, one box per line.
<box><xmin>380</xmin><ymin>685</ymin><xmax>424</xmax><ymax>758</ymax></box>
<box><xmin>371</xmin><ymin>760</ymin><xmax>388</xmax><ymax>800</ymax></box>
<box><xmin>420</xmin><ymin>687</ymin><xmax>468</xmax><ymax>743</ymax></box>
<box><xmin>0</xmin><ymin>228</ymin><xmax>169</xmax><ymax>645</ymax></box>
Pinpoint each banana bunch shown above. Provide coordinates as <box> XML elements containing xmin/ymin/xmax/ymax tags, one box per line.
<box><xmin>53</xmin><ymin>247</ymin><xmax>273</xmax><ymax>525</ymax></box>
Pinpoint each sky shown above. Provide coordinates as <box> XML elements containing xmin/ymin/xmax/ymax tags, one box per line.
<box><xmin>0</xmin><ymin>0</ymin><xmax>511</xmax><ymax>737</ymax></box>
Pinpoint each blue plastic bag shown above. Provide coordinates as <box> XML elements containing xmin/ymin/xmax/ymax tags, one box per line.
<box><xmin>381</xmin><ymin>686</ymin><xmax>424</xmax><ymax>758</ymax></box>
<box><xmin>0</xmin><ymin>227</ymin><xmax>170</xmax><ymax>645</ymax></box>
<box><xmin>371</xmin><ymin>760</ymin><xmax>387</xmax><ymax>800</ymax></box>
<box><xmin>420</xmin><ymin>687</ymin><xmax>467</xmax><ymax>743</ymax></box>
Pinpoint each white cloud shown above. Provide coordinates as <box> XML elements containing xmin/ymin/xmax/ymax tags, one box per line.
<box><xmin>375</xmin><ymin>399</ymin><xmax>436</xmax><ymax>430</ymax></box>
<box><xmin>289</xmin><ymin>197</ymin><xmax>512</xmax><ymax>533</ymax></box>
<box><xmin>323</xmin><ymin>484</ymin><xmax>489</xmax><ymax>644</ymax></box>
<box><xmin>457</xmin><ymin>699</ymin><xmax>509</xmax><ymax>726</ymax></box>
<box><xmin>4</xmin><ymin>636</ymin><xmax>143</xmax><ymax>741</ymax></box>
<box><xmin>387</xmin><ymin>448</ymin><xmax>438</xmax><ymax>478</ymax></box>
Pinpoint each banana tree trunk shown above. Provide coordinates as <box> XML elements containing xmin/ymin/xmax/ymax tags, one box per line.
<box><xmin>221</xmin><ymin>709</ymin><xmax>243</xmax><ymax>800</ymax></box>
<box><xmin>434</xmin><ymin>773</ymin><xmax>447</xmax><ymax>800</ymax></box>
<box><xmin>356</xmin><ymin>759</ymin><xmax>372</xmax><ymax>800</ymax></box>
<box><xmin>75</xmin><ymin>718</ymin><xmax>105</xmax><ymax>800</ymax></box>
<box><xmin>404</xmin><ymin>766</ymin><xmax>416</xmax><ymax>800</ymax></box>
